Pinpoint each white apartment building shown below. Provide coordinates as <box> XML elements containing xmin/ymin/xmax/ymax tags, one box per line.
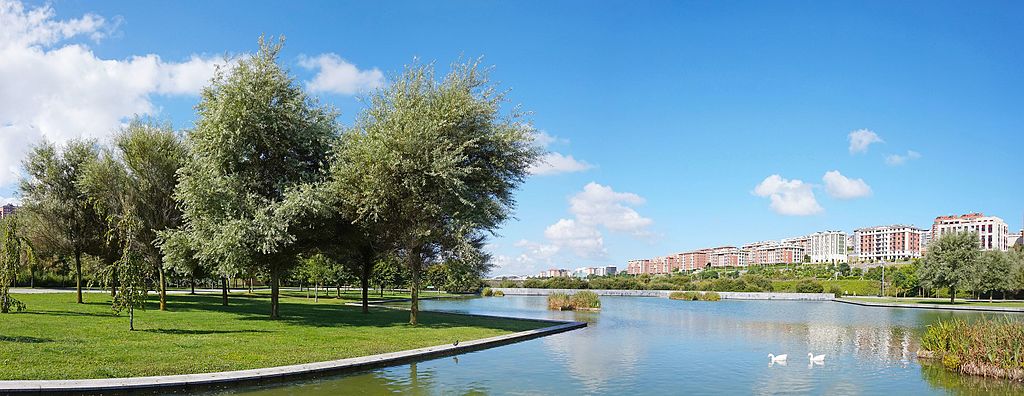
<box><xmin>931</xmin><ymin>213</ymin><xmax>1011</xmax><ymax>251</ymax></box>
<box><xmin>853</xmin><ymin>225</ymin><xmax>925</xmax><ymax>262</ymax></box>
<box><xmin>809</xmin><ymin>231</ymin><xmax>848</xmax><ymax>263</ymax></box>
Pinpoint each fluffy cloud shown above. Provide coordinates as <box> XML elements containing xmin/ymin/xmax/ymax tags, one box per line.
<box><xmin>822</xmin><ymin>170</ymin><xmax>872</xmax><ymax>199</ymax></box>
<box><xmin>298</xmin><ymin>53</ymin><xmax>384</xmax><ymax>95</ymax></box>
<box><xmin>569</xmin><ymin>182</ymin><xmax>652</xmax><ymax>234</ymax></box>
<box><xmin>753</xmin><ymin>175</ymin><xmax>823</xmax><ymax>216</ymax></box>
<box><xmin>543</xmin><ymin>219</ymin><xmax>606</xmax><ymax>258</ymax></box>
<box><xmin>528</xmin><ymin>130</ymin><xmax>592</xmax><ymax>176</ymax></box>
<box><xmin>530</xmin><ymin>152</ymin><xmax>593</xmax><ymax>176</ymax></box>
<box><xmin>848</xmin><ymin>129</ymin><xmax>883</xmax><ymax>154</ymax></box>
<box><xmin>0</xmin><ymin>0</ymin><xmax>226</xmax><ymax>187</ymax></box>
<box><xmin>885</xmin><ymin>150</ymin><xmax>921</xmax><ymax>166</ymax></box>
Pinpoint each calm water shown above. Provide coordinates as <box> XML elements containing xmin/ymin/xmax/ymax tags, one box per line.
<box><xmin>212</xmin><ymin>296</ymin><xmax>1024</xmax><ymax>395</ymax></box>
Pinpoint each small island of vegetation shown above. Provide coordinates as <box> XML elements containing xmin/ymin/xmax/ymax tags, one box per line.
<box><xmin>669</xmin><ymin>291</ymin><xmax>721</xmax><ymax>301</ymax></box>
<box><xmin>547</xmin><ymin>291</ymin><xmax>601</xmax><ymax>311</ymax></box>
<box><xmin>919</xmin><ymin>317</ymin><xmax>1024</xmax><ymax>381</ymax></box>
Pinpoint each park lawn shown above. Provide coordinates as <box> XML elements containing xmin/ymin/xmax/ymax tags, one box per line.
<box><xmin>0</xmin><ymin>293</ymin><xmax>549</xmax><ymax>380</ymax></box>
<box><xmin>268</xmin><ymin>288</ymin><xmax>460</xmax><ymax>301</ymax></box>
<box><xmin>845</xmin><ymin>297</ymin><xmax>1024</xmax><ymax>308</ymax></box>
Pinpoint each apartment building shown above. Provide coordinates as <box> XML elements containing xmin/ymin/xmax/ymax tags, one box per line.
<box><xmin>853</xmin><ymin>225</ymin><xmax>925</xmax><ymax>262</ymax></box>
<box><xmin>931</xmin><ymin>213</ymin><xmax>1011</xmax><ymax>251</ymax></box>
<box><xmin>809</xmin><ymin>231</ymin><xmax>848</xmax><ymax>263</ymax></box>
<box><xmin>709</xmin><ymin>246</ymin><xmax>746</xmax><ymax>267</ymax></box>
<box><xmin>0</xmin><ymin>204</ymin><xmax>16</xmax><ymax>219</ymax></box>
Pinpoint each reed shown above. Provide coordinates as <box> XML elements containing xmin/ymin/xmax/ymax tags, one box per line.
<box><xmin>547</xmin><ymin>291</ymin><xmax>600</xmax><ymax>310</ymax></box>
<box><xmin>919</xmin><ymin>317</ymin><xmax>1024</xmax><ymax>381</ymax></box>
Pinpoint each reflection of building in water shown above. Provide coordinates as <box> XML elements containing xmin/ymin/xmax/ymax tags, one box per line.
<box><xmin>542</xmin><ymin>316</ymin><xmax>643</xmax><ymax>393</ymax></box>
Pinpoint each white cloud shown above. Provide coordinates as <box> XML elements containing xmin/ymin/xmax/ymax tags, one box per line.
<box><xmin>529</xmin><ymin>152</ymin><xmax>593</xmax><ymax>175</ymax></box>
<box><xmin>822</xmin><ymin>170</ymin><xmax>872</xmax><ymax>199</ymax></box>
<box><xmin>0</xmin><ymin>196</ymin><xmax>20</xmax><ymax>205</ymax></box>
<box><xmin>753</xmin><ymin>175</ymin><xmax>823</xmax><ymax>216</ymax></box>
<box><xmin>0</xmin><ymin>0</ymin><xmax>226</xmax><ymax>187</ymax></box>
<box><xmin>848</xmin><ymin>129</ymin><xmax>883</xmax><ymax>154</ymax></box>
<box><xmin>298</xmin><ymin>53</ymin><xmax>384</xmax><ymax>95</ymax></box>
<box><xmin>543</xmin><ymin>219</ymin><xmax>606</xmax><ymax>258</ymax></box>
<box><xmin>531</xmin><ymin>130</ymin><xmax>561</xmax><ymax>147</ymax></box>
<box><xmin>885</xmin><ymin>150</ymin><xmax>921</xmax><ymax>166</ymax></box>
<box><xmin>569</xmin><ymin>182</ymin><xmax>652</xmax><ymax>234</ymax></box>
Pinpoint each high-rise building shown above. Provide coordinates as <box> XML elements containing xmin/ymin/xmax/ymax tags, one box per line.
<box><xmin>853</xmin><ymin>225</ymin><xmax>925</xmax><ymax>262</ymax></box>
<box><xmin>0</xmin><ymin>204</ymin><xmax>16</xmax><ymax>219</ymax></box>
<box><xmin>931</xmin><ymin>213</ymin><xmax>1011</xmax><ymax>251</ymax></box>
<box><xmin>809</xmin><ymin>231</ymin><xmax>848</xmax><ymax>263</ymax></box>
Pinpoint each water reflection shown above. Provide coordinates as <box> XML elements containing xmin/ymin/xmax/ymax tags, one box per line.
<box><xmin>212</xmin><ymin>296</ymin><xmax>1022</xmax><ymax>396</ymax></box>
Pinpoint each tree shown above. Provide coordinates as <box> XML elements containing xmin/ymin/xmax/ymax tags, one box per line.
<box><xmin>332</xmin><ymin>60</ymin><xmax>540</xmax><ymax>324</ymax></box>
<box><xmin>372</xmin><ymin>256</ymin><xmax>406</xmax><ymax>298</ymax></box>
<box><xmin>108</xmin><ymin>215</ymin><xmax>151</xmax><ymax>330</ymax></box>
<box><xmin>975</xmin><ymin>251</ymin><xmax>1013</xmax><ymax>301</ymax></box>
<box><xmin>299</xmin><ymin>253</ymin><xmax>336</xmax><ymax>302</ymax></box>
<box><xmin>19</xmin><ymin>140</ymin><xmax>105</xmax><ymax>304</ymax></box>
<box><xmin>168</xmin><ymin>37</ymin><xmax>336</xmax><ymax>318</ymax></box>
<box><xmin>80</xmin><ymin>120</ymin><xmax>187</xmax><ymax>311</ymax></box>
<box><xmin>918</xmin><ymin>231</ymin><xmax>980</xmax><ymax>303</ymax></box>
<box><xmin>1</xmin><ymin>215</ymin><xmax>27</xmax><ymax>313</ymax></box>
<box><xmin>892</xmin><ymin>263</ymin><xmax>919</xmax><ymax>297</ymax></box>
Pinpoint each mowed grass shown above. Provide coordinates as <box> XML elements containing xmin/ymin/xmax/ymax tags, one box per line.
<box><xmin>0</xmin><ymin>293</ymin><xmax>549</xmax><ymax>380</ymax></box>
<box><xmin>845</xmin><ymin>297</ymin><xmax>1024</xmax><ymax>308</ymax></box>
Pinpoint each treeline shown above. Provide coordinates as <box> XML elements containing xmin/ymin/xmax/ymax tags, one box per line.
<box><xmin>0</xmin><ymin>36</ymin><xmax>539</xmax><ymax>327</ymax></box>
<box><xmin>494</xmin><ymin>238</ymin><xmax>1024</xmax><ymax>299</ymax></box>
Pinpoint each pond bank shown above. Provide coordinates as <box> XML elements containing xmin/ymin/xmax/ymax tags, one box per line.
<box><xmin>836</xmin><ymin>298</ymin><xmax>1024</xmax><ymax>313</ymax></box>
<box><xmin>0</xmin><ymin>312</ymin><xmax>584</xmax><ymax>394</ymax></box>
<box><xmin>493</xmin><ymin>288</ymin><xmax>833</xmax><ymax>301</ymax></box>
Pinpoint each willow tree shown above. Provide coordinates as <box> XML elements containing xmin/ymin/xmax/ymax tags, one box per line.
<box><xmin>332</xmin><ymin>60</ymin><xmax>541</xmax><ymax>324</ymax></box>
<box><xmin>918</xmin><ymin>231</ymin><xmax>980</xmax><ymax>303</ymax></box>
<box><xmin>19</xmin><ymin>140</ymin><xmax>105</xmax><ymax>304</ymax></box>
<box><xmin>80</xmin><ymin>120</ymin><xmax>187</xmax><ymax>311</ymax></box>
<box><xmin>170</xmin><ymin>37</ymin><xmax>336</xmax><ymax>318</ymax></box>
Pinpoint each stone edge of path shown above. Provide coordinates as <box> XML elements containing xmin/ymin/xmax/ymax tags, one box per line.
<box><xmin>493</xmin><ymin>288</ymin><xmax>835</xmax><ymax>301</ymax></box>
<box><xmin>835</xmin><ymin>298</ymin><xmax>1024</xmax><ymax>313</ymax></box>
<box><xmin>0</xmin><ymin>312</ymin><xmax>586</xmax><ymax>394</ymax></box>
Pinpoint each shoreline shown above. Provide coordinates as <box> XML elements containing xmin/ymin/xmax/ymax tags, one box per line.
<box><xmin>0</xmin><ymin>307</ymin><xmax>585</xmax><ymax>394</ymax></box>
<box><xmin>835</xmin><ymin>298</ymin><xmax>1024</xmax><ymax>313</ymax></box>
<box><xmin>493</xmin><ymin>288</ymin><xmax>834</xmax><ymax>301</ymax></box>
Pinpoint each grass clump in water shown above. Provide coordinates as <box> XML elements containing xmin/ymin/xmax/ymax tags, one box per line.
<box><xmin>481</xmin><ymin>287</ymin><xmax>493</xmax><ymax>296</ymax></box>
<box><xmin>669</xmin><ymin>291</ymin><xmax>720</xmax><ymax>301</ymax></box>
<box><xmin>547</xmin><ymin>291</ymin><xmax>600</xmax><ymax>311</ymax></box>
<box><xmin>919</xmin><ymin>317</ymin><xmax>1024</xmax><ymax>381</ymax></box>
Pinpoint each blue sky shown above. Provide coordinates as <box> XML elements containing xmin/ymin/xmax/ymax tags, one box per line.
<box><xmin>1</xmin><ymin>0</ymin><xmax>1022</xmax><ymax>276</ymax></box>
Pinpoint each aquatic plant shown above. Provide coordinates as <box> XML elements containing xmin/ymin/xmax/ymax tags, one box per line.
<box><xmin>919</xmin><ymin>317</ymin><xmax>1024</xmax><ymax>381</ymax></box>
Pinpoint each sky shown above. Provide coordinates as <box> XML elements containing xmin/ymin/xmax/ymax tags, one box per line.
<box><xmin>1</xmin><ymin>0</ymin><xmax>1022</xmax><ymax>276</ymax></box>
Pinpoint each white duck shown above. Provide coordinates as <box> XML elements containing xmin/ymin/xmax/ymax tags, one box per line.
<box><xmin>768</xmin><ymin>353</ymin><xmax>788</xmax><ymax>363</ymax></box>
<box><xmin>808</xmin><ymin>353</ymin><xmax>825</xmax><ymax>363</ymax></box>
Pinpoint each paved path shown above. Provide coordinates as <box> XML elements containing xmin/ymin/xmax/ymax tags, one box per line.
<box><xmin>836</xmin><ymin>298</ymin><xmax>1024</xmax><ymax>313</ymax></box>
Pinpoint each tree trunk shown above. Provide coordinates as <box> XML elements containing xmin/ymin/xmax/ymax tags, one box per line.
<box><xmin>408</xmin><ymin>250</ymin><xmax>420</xmax><ymax>325</ymax></box>
<box><xmin>950</xmin><ymin>286</ymin><xmax>956</xmax><ymax>304</ymax></box>
<box><xmin>336</xmin><ymin>283</ymin><xmax>340</xmax><ymax>298</ymax></box>
<box><xmin>129</xmin><ymin>306</ymin><xmax>135</xmax><ymax>331</ymax></box>
<box><xmin>248</xmin><ymin>277</ymin><xmax>253</xmax><ymax>294</ymax></box>
<box><xmin>110</xmin><ymin>269</ymin><xmax>117</xmax><ymax>298</ymax></box>
<box><xmin>158</xmin><ymin>264</ymin><xmax>167</xmax><ymax>311</ymax></box>
<box><xmin>314</xmin><ymin>282</ymin><xmax>319</xmax><ymax>302</ymax></box>
<box><xmin>361</xmin><ymin>257</ymin><xmax>371</xmax><ymax>314</ymax></box>
<box><xmin>270</xmin><ymin>265</ymin><xmax>280</xmax><ymax>319</ymax></box>
<box><xmin>221</xmin><ymin>277</ymin><xmax>229</xmax><ymax>306</ymax></box>
<box><xmin>191</xmin><ymin>274</ymin><xmax>196</xmax><ymax>295</ymax></box>
<box><xmin>29</xmin><ymin>268</ymin><xmax>34</xmax><ymax>289</ymax></box>
<box><xmin>75</xmin><ymin>250</ymin><xmax>83</xmax><ymax>304</ymax></box>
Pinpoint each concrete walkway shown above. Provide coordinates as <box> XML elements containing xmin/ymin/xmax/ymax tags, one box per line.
<box><xmin>0</xmin><ymin>310</ymin><xmax>585</xmax><ymax>394</ymax></box>
<box><xmin>835</xmin><ymin>298</ymin><xmax>1024</xmax><ymax>313</ymax></box>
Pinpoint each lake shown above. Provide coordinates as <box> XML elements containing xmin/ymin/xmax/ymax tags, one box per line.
<box><xmin>212</xmin><ymin>296</ymin><xmax>1024</xmax><ymax>395</ymax></box>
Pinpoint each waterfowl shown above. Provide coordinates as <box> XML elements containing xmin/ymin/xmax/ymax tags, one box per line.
<box><xmin>808</xmin><ymin>353</ymin><xmax>825</xmax><ymax>363</ymax></box>
<box><xmin>768</xmin><ymin>353</ymin><xmax>787</xmax><ymax>363</ymax></box>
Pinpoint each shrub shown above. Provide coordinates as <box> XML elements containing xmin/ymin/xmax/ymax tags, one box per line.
<box><xmin>543</xmin><ymin>277</ymin><xmax>588</xmax><ymax>290</ymax></box>
<box><xmin>701</xmin><ymin>291</ymin><xmax>721</xmax><ymax>301</ymax></box>
<box><xmin>741</xmin><ymin>274</ymin><xmax>773</xmax><ymax>292</ymax></box>
<box><xmin>669</xmin><ymin>291</ymin><xmax>720</xmax><ymax>301</ymax></box>
<box><xmin>522</xmin><ymin>278</ymin><xmax>544</xmax><ymax>288</ymax></box>
<box><xmin>570</xmin><ymin>290</ymin><xmax>601</xmax><ymax>309</ymax></box>
<box><xmin>492</xmin><ymin>290</ymin><xmax>505</xmax><ymax>297</ymax></box>
<box><xmin>647</xmin><ymin>281</ymin><xmax>677</xmax><ymax>290</ymax></box>
<box><xmin>481</xmin><ymin>287</ymin><xmax>494</xmax><ymax>296</ymax></box>
<box><xmin>498</xmin><ymin>280</ymin><xmax>519</xmax><ymax>288</ymax></box>
<box><xmin>793</xmin><ymin>279</ymin><xmax>824</xmax><ymax>293</ymax></box>
<box><xmin>828</xmin><ymin>284</ymin><xmax>842</xmax><ymax>298</ymax></box>
<box><xmin>669</xmin><ymin>291</ymin><xmax>694</xmax><ymax>300</ymax></box>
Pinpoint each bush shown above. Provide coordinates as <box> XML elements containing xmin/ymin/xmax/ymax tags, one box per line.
<box><xmin>481</xmin><ymin>287</ymin><xmax>493</xmax><ymax>296</ymax></box>
<box><xmin>492</xmin><ymin>290</ymin><xmax>505</xmax><ymax>297</ymax></box>
<box><xmin>543</xmin><ymin>277</ymin><xmax>589</xmax><ymax>290</ymax></box>
<box><xmin>701</xmin><ymin>291</ymin><xmax>721</xmax><ymax>301</ymax></box>
<box><xmin>647</xmin><ymin>281</ymin><xmax>677</xmax><ymax>290</ymax></box>
<box><xmin>498</xmin><ymin>280</ymin><xmax>519</xmax><ymax>288</ymax></box>
<box><xmin>793</xmin><ymin>279</ymin><xmax>824</xmax><ymax>293</ymax></box>
<box><xmin>522</xmin><ymin>278</ymin><xmax>544</xmax><ymax>288</ymax></box>
<box><xmin>828</xmin><ymin>284</ymin><xmax>842</xmax><ymax>298</ymax></box>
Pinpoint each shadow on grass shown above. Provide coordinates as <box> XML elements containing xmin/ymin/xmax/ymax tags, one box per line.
<box><xmin>0</xmin><ymin>335</ymin><xmax>54</xmax><ymax>343</ymax></box>
<box><xmin>150</xmin><ymin>294</ymin><xmax>545</xmax><ymax>333</ymax></box>
<box><xmin>19</xmin><ymin>310</ymin><xmax>115</xmax><ymax>318</ymax></box>
<box><xmin>140</xmin><ymin>329</ymin><xmax>271</xmax><ymax>335</ymax></box>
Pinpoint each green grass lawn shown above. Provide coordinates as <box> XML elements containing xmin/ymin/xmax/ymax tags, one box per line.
<box><xmin>844</xmin><ymin>297</ymin><xmax>1024</xmax><ymax>308</ymax></box>
<box><xmin>0</xmin><ymin>293</ymin><xmax>549</xmax><ymax>380</ymax></box>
